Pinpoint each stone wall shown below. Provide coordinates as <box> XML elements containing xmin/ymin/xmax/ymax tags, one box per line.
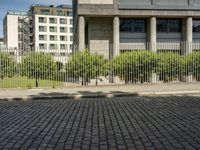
<box><xmin>88</xmin><ymin>17</ymin><xmax>113</xmax><ymax>58</ymax></box>
<box><xmin>78</xmin><ymin>0</ymin><xmax>113</xmax><ymax>4</ymax></box>
<box><xmin>119</xmin><ymin>0</ymin><xmax>200</xmax><ymax>10</ymax></box>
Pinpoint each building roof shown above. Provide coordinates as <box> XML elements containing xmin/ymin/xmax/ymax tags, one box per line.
<box><xmin>30</xmin><ymin>4</ymin><xmax>72</xmax><ymax>9</ymax></box>
<box><xmin>7</xmin><ymin>10</ymin><xmax>28</xmax><ymax>16</ymax></box>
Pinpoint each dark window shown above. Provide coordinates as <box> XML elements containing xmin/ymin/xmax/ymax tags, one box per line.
<box><xmin>120</xmin><ymin>19</ymin><xmax>146</xmax><ymax>32</ymax></box>
<box><xmin>57</xmin><ymin>10</ymin><xmax>63</xmax><ymax>16</ymax></box>
<box><xmin>41</xmin><ymin>9</ymin><xmax>50</xmax><ymax>15</ymax></box>
<box><xmin>157</xmin><ymin>19</ymin><xmax>181</xmax><ymax>32</ymax></box>
<box><xmin>193</xmin><ymin>20</ymin><xmax>200</xmax><ymax>32</ymax></box>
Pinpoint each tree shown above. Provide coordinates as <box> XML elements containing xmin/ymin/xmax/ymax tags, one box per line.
<box><xmin>157</xmin><ymin>52</ymin><xmax>181</xmax><ymax>82</ymax></box>
<box><xmin>182</xmin><ymin>52</ymin><xmax>200</xmax><ymax>81</ymax></box>
<box><xmin>111</xmin><ymin>51</ymin><xmax>157</xmax><ymax>84</ymax></box>
<box><xmin>66</xmin><ymin>50</ymin><xmax>108</xmax><ymax>85</ymax></box>
<box><xmin>0</xmin><ymin>52</ymin><xmax>17</xmax><ymax>79</ymax></box>
<box><xmin>21</xmin><ymin>52</ymin><xmax>57</xmax><ymax>87</ymax></box>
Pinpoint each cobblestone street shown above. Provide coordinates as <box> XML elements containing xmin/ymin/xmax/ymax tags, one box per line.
<box><xmin>1</xmin><ymin>95</ymin><xmax>200</xmax><ymax>150</ymax></box>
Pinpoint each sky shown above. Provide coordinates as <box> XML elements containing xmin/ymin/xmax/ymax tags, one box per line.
<box><xmin>0</xmin><ymin>0</ymin><xmax>72</xmax><ymax>37</ymax></box>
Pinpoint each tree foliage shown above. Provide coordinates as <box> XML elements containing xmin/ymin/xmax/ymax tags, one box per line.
<box><xmin>182</xmin><ymin>52</ymin><xmax>200</xmax><ymax>80</ymax></box>
<box><xmin>111</xmin><ymin>51</ymin><xmax>157</xmax><ymax>83</ymax></box>
<box><xmin>66</xmin><ymin>50</ymin><xmax>108</xmax><ymax>85</ymax></box>
<box><xmin>157</xmin><ymin>52</ymin><xmax>181</xmax><ymax>82</ymax></box>
<box><xmin>0</xmin><ymin>52</ymin><xmax>17</xmax><ymax>79</ymax></box>
<box><xmin>21</xmin><ymin>52</ymin><xmax>57</xmax><ymax>80</ymax></box>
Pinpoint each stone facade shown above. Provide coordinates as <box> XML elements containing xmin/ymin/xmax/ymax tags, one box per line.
<box><xmin>73</xmin><ymin>0</ymin><xmax>200</xmax><ymax>57</ymax></box>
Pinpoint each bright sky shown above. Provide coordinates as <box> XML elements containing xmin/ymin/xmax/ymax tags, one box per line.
<box><xmin>0</xmin><ymin>0</ymin><xmax>72</xmax><ymax>37</ymax></box>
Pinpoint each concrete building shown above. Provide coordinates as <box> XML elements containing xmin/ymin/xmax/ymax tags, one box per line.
<box><xmin>73</xmin><ymin>0</ymin><xmax>200</xmax><ymax>57</ymax></box>
<box><xmin>29</xmin><ymin>4</ymin><xmax>73</xmax><ymax>56</ymax></box>
<box><xmin>3</xmin><ymin>5</ymin><xmax>73</xmax><ymax>57</ymax></box>
<box><xmin>3</xmin><ymin>11</ymin><xmax>29</xmax><ymax>54</ymax></box>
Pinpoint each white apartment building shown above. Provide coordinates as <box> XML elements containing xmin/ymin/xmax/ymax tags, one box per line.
<box><xmin>29</xmin><ymin>5</ymin><xmax>73</xmax><ymax>56</ymax></box>
<box><xmin>3</xmin><ymin>11</ymin><xmax>28</xmax><ymax>54</ymax></box>
<box><xmin>3</xmin><ymin>5</ymin><xmax>73</xmax><ymax>57</ymax></box>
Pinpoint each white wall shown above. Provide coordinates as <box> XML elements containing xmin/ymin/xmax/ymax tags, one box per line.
<box><xmin>34</xmin><ymin>14</ymin><xmax>73</xmax><ymax>53</ymax></box>
<box><xmin>6</xmin><ymin>15</ymin><xmax>19</xmax><ymax>48</ymax></box>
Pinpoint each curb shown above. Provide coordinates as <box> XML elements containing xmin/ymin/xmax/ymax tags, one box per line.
<box><xmin>0</xmin><ymin>90</ymin><xmax>199</xmax><ymax>101</ymax></box>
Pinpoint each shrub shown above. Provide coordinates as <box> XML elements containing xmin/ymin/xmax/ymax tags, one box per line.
<box><xmin>0</xmin><ymin>52</ymin><xmax>17</xmax><ymax>79</ymax></box>
<box><xmin>21</xmin><ymin>52</ymin><xmax>57</xmax><ymax>87</ymax></box>
<box><xmin>156</xmin><ymin>52</ymin><xmax>181</xmax><ymax>82</ymax></box>
<box><xmin>111</xmin><ymin>51</ymin><xmax>157</xmax><ymax>83</ymax></box>
<box><xmin>66</xmin><ymin>50</ymin><xmax>108</xmax><ymax>85</ymax></box>
<box><xmin>182</xmin><ymin>52</ymin><xmax>200</xmax><ymax>81</ymax></box>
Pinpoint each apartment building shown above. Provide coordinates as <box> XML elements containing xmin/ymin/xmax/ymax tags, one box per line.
<box><xmin>3</xmin><ymin>5</ymin><xmax>73</xmax><ymax>56</ymax></box>
<box><xmin>73</xmin><ymin>0</ymin><xmax>200</xmax><ymax>57</ymax></box>
<box><xmin>29</xmin><ymin>4</ymin><xmax>73</xmax><ymax>55</ymax></box>
<box><xmin>0</xmin><ymin>38</ymin><xmax>3</xmax><ymax>45</ymax></box>
<box><xmin>3</xmin><ymin>11</ymin><xmax>29</xmax><ymax>54</ymax></box>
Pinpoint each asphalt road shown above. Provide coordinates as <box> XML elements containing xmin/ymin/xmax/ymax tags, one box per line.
<box><xmin>0</xmin><ymin>95</ymin><xmax>200</xmax><ymax>150</ymax></box>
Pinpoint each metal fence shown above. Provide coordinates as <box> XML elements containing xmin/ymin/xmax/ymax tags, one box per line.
<box><xmin>0</xmin><ymin>42</ymin><xmax>200</xmax><ymax>89</ymax></box>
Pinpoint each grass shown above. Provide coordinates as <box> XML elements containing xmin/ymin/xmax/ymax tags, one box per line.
<box><xmin>0</xmin><ymin>76</ymin><xmax>63</xmax><ymax>89</ymax></box>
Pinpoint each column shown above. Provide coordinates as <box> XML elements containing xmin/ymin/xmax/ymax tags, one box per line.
<box><xmin>149</xmin><ymin>17</ymin><xmax>157</xmax><ymax>83</ymax></box>
<box><xmin>149</xmin><ymin>17</ymin><xmax>157</xmax><ymax>52</ymax></box>
<box><xmin>185</xmin><ymin>17</ymin><xmax>193</xmax><ymax>54</ymax></box>
<box><xmin>182</xmin><ymin>17</ymin><xmax>193</xmax><ymax>82</ymax></box>
<box><xmin>78</xmin><ymin>16</ymin><xmax>85</xmax><ymax>51</ymax></box>
<box><xmin>113</xmin><ymin>16</ymin><xmax>120</xmax><ymax>57</ymax></box>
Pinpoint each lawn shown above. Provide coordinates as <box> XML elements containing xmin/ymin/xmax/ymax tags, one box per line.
<box><xmin>0</xmin><ymin>76</ymin><xmax>63</xmax><ymax>89</ymax></box>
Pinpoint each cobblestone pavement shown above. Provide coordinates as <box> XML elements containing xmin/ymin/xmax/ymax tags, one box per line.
<box><xmin>1</xmin><ymin>96</ymin><xmax>200</xmax><ymax>150</ymax></box>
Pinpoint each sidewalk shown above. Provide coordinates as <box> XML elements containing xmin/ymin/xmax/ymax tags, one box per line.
<box><xmin>0</xmin><ymin>83</ymin><xmax>200</xmax><ymax>101</ymax></box>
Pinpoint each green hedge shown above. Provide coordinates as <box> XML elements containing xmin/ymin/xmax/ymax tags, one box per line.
<box><xmin>111</xmin><ymin>51</ymin><xmax>200</xmax><ymax>83</ymax></box>
<box><xmin>1</xmin><ymin>51</ymin><xmax>200</xmax><ymax>86</ymax></box>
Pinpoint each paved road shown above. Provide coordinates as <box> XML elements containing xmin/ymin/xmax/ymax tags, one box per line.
<box><xmin>0</xmin><ymin>95</ymin><xmax>200</xmax><ymax>150</ymax></box>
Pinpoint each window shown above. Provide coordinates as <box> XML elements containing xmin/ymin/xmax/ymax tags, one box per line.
<box><xmin>39</xmin><ymin>35</ymin><xmax>45</xmax><ymax>40</ymax></box>
<box><xmin>39</xmin><ymin>17</ymin><xmax>46</xmax><ymax>23</ymax></box>
<box><xmin>18</xmin><ymin>35</ymin><xmax>23</xmax><ymax>41</ymax></box>
<box><xmin>157</xmin><ymin>19</ymin><xmax>181</xmax><ymax>32</ymax></box>
<box><xmin>70</xmin><ymin>44</ymin><xmax>72</xmax><ymax>50</ymax></box>
<box><xmin>41</xmin><ymin>9</ymin><xmax>50</xmax><ymax>15</ymax></box>
<box><xmin>60</xmin><ymin>36</ymin><xmax>67</xmax><ymax>41</ymax></box>
<box><xmin>67</xmin><ymin>11</ymin><xmax>73</xmax><ymax>16</ymax></box>
<box><xmin>60</xmin><ymin>18</ymin><xmax>66</xmax><ymax>24</ymax></box>
<box><xmin>70</xmin><ymin>19</ymin><xmax>73</xmax><ymax>25</ymax></box>
<box><xmin>70</xmin><ymin>27</ymin><xmax>73</xmax><ymax>33</ymax></box>
<box><xmin>50</xmin><ymin>44</ymin><xmax>56</xmax><ymax>49</ymax></box>
<box><xmin>120</xmin><ymin>19</ymin><xmax>146</xmax><ymax>32</ymax></box>
<box><xmin>50</xmin><ymin>35</ymin><xmax>57</xmax><ymax>41</ymax></box>
<box><xmin>60</xmin><ymin>27</ymin><xmax>66</xmax><ymax>33</ymax></box>
<box><xmin>39</xmin><ymin>26</ymin><xmax>46</xmax><ymax>32</ymax></box>
<box><xmin>30</xmin><ymin>37</ymin><xmax>33</xmax><ymax>42</ymax></box>
<box><xmin>49</xmin><ymin>18</ymin><xmax>56</xmax><ymax>24</ymax></box>
<box><xmin>57</xmin><ymin>10</ymin><xmax>63</xmax><ymax>16</ymax></box>
<box><xmin>60</xmin><ymin>53</ymin><xmax>66</xmax><ymax>56</ymax></box>
<box><xmin>30</xmin><ymin>28</ymin><xmax>33</xmax><ymax>34</ymax></box>
<box><xmin>60</xmin><ymin>44</ymin><xmax>67</xmax><ymax>49</ymax></box>
<box><xmin>193</xmin><ymin>20</ymin><xmax>200</xmax><ymax>32</ymax></box>
<box><xmin>39</xmin><ymin>44</ymin><xmax>45</xmax><ymax>49</ymax></box>
<box><xmin>70</xmin><ymin>36</ymin><xmax>73</xmax><ymax>41</ymax></box>
<box><xmin>50</xmin><ymin>53</ymin><xmax>55</xmax><ymax>56</ymax></box>
<box><xmin>50</xmin><ymin>26</ymin><xmax>57</xmax><ymax>32</ymax></box>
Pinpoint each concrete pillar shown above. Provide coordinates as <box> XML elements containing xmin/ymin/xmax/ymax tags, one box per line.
<box><xmin>182</xmin><ymin>17</ymin><xmax>193</xmax><ymax>82</ymax></box>
<box><xmin>185</xmin><ymin>17</ymin><xmax>193</xmax><ymax>54</ymax></box>
<box><xmin>113</xmin><ymin>16</ymin><xmax>120</xmax><ymax>57</ymax></box>
<box><xmin>78</xmin><ymin>16</ymin><xmax>85</xmax><ymax>51</ymax></box>
<box><xmin>149</xmin><ymin>17</ymin><xmax>157</xmax><ymax>83</ymax></box>
<box><xmin>149</xmin><ymin>17</ymin><xmax>157</xmax><ymax>52</ymax></box>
